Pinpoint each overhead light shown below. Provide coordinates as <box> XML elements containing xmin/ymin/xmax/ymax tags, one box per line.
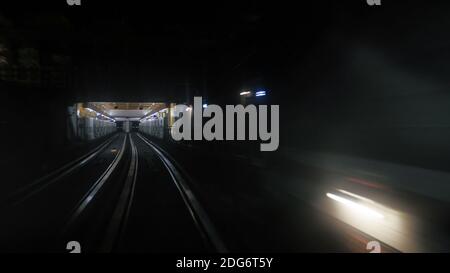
<box><xmin>240</xmin><ymin>91</ymin><xmax>251</xmax><ymax>96</ymax></box>
<box><xmin>202</xmin><ymin>104</ymin><xmax>208</xmax><ymax>109</ymax></box>
<box><xmin>255</xmin><ymin>90</ymin><xmax>266</xmax><ymax>97</ymax></box>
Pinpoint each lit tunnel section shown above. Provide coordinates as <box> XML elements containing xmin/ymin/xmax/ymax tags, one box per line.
<box><xmin>67</xmin><ymin>102</ymin><xmax>171</xmax><ymax>142</ymax></box>
<box><xmin>71</xmin><ymin>103</ymin><xmax>116</xmax><ymax>141</ymax></box>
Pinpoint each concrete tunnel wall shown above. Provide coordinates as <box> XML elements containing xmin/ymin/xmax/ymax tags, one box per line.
<box><xmin>139</xmin><ymin>118</ymin><xmax>166</xmax><ymax>139</ymax></box>
<box><xmin>66</xmin><ymin>104</ymin><xmax>117</xmax><ymax>141</ymax></box>
<box><xmin>278</xmin><ymin>41</ymin><xmax>450</xmax><ymax>173</ymax></box>
<box><xmin>76</xmin><ymin>117</ymin><xmax>116</xmax><ymax>141</ymax></box>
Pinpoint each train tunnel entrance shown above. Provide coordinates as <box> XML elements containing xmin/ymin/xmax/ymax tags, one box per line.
<box><xmin>68</xmin><ymin>102</ymin><xmax>170</xmax><ymax>141</ymax></box>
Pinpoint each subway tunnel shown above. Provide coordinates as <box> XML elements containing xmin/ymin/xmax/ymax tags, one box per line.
<box><xmin>2</xmin><ymin>0</ymin><xmax>450</xmax><ymax>255</ymax></box>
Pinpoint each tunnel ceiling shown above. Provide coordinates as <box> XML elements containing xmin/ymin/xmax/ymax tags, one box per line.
<box><xmin>1</xmin><ymin>1</ymin><xmax>339</xmax><ymax>104</ymax></box>
<box><xmin>89</xmin><ymin>102</ymin><xmax>167</xmax><ymax>118</ymax></box>
<box><xmin>92</xmin><ymin>102</ymin><xmax>159</xmax><ymax>111</ymax></box>
<box><xmin>3</xmin><ymin>1</ymin><xmax>445</xmax><ymax>104</ymax></box>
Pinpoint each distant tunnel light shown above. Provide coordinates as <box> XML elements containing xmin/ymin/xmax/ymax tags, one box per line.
<box><xmin>240</xmin><ymin>91</ymin><xmax>251</xmax><ymax>96</ymax></box>
<box><xmin>255</xmin><ymin>90</ymin><xmax>266</xmax><ymax>97</ymax></box>
<box><xmin>326</xmin><ymin>192</ymin><xmax>384</xmax><ymax>219</ymax></box>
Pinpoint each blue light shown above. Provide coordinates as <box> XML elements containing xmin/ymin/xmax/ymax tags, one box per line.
<box><xmin>255</xmin><ymin>90</ymin><xmax>266</xmax><ymax>97</ymax></box>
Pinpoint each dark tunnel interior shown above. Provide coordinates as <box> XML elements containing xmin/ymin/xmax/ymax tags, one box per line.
<box><xmin>1</xmin><ymin>0</ymin><xmax>450</xmax><ymax>257</ymax></box>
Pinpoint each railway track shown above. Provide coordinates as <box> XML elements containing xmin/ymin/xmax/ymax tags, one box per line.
<box><xmin>1</xmin><ymin>134</ymin><xmax>119</xmax><ymax>208</ymax></box>
<box><xmin>0</xmin><ymin>132</ymin><xmax>225</xmax><ymax>253</ymax></box>
<box><xmin>136</xmin><ymin>133</ymin><xmax>227</xmax><ymax>253</ymax></box>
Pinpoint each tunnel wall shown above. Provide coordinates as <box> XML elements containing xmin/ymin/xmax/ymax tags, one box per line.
<box><xmin>76</xmin><ymin>117</ymin><xmax>116</xmax><ymax>141</ymax></box>
<box><xmin>274</xmin><ymin>41</ymin><xmax>450</xmax><ymax>173</ymax></box>
<box><xmin>139</xmin><ymin>117</ymin><xmax>166</xmax><ymax>139</ymax></box>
